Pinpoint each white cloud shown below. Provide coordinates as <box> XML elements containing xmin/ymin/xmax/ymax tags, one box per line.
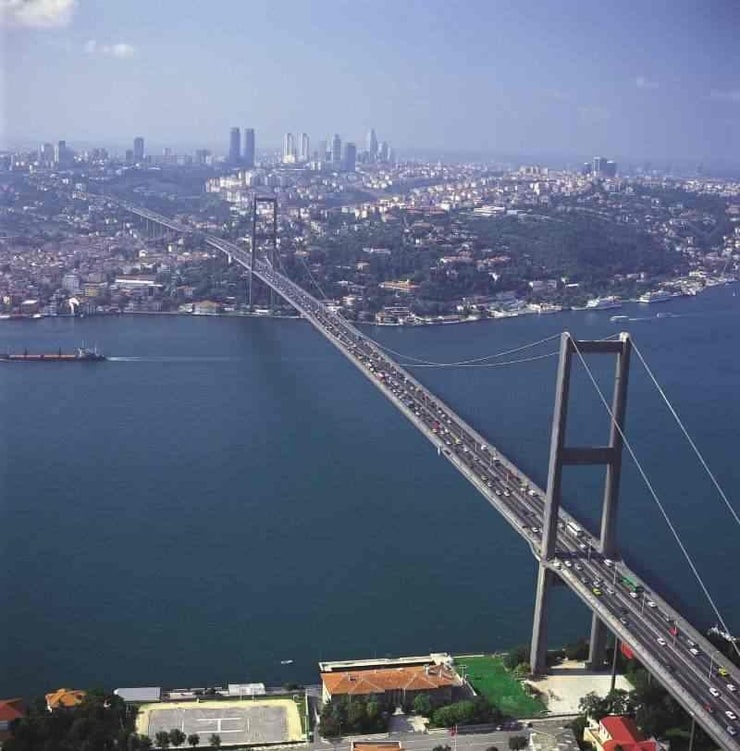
<box><xmin>0</xmin><ymin>0</ymin><xmax>77</xmax><ymax>27</ymax></box>
<box><xmin>83</xmin><ymin>39</ymin><xmax>136</xmax><ymax>59</ymax></box>
<box><xmin>635</xmin><ymin>76</ymin><xmax>659</xmax><ymax>90</ymax></box>
<box><xmin>709</xmin><ymin>89</ymin><xmax>740</xmax><ymax>103</ymax></box>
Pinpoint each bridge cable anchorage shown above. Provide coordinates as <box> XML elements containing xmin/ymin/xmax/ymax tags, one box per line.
<box><xmin>632</xmin><ymin>340</ymin><xmax>740</xmax><ymax>530</ymax></box>
<box><xmin>406</xmin><ymin>350</ymin><xmax>560</xmax><ymax>369</ymax></box>
<box><xmin>569</xmin><ymin>334</ymin><xmax>740</xmax><ymax>660</ymax></box>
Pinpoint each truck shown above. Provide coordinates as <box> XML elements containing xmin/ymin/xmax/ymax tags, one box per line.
<box><xmin>566</xmin><ymin>521</ymin><xmax>583</xmax><ymax>538</ymax></box>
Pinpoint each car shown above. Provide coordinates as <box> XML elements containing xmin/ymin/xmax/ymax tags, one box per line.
<box><xmin>531</xmin><ymin>526</ymin><xmax>540</xmax><ymax>534</ymax></box>
<box><xmin>619</xmin><ymin>616</ymin><xmax>629</xmax><ymax>625</ymax></box>
<box><xmin>606</xmin><ymin>586</ymin><xmax>615</xmax><ymax>595</ymax></box>
<box><xmin>575</xmin><ymin>563</ymin><xmax>583</xmax><ymax>571</ymax></box>
<box><xmin>579</xmin><ymin>542</ymin><xmax>588</xmax><ymax>551</ymax></box>
<box><xmin>592</xmin><ymin>587</ymin><xmax>603</xmax><ymax>596</ymax></box>
<box><xmin>726</xmin><ymin>710</ymin><xmax>738</xmax><ymax>721</ymax></box>
<box><xmin>604</xmin><ymin>558</ymin><xmax>614</xmax><ymax>568</ymax></box>
<box><xmin>703</xmin><ymin>703</ymin><xmax>714</xmax><ymax>714</ymax></box>
<box><xmin>727</xmin><ymin>684</ymin><xmax>737</xmax><ymax>693</ymax></box>
<box><xmin>709</xmin><ymin>687</ymin><xmax>721</xmax><ymax>698</ymax></box>
<box><xmin>689</xmin><ymin>647</ymin><xmax>700</xmax><ymax>657</ymax></box>
<box><xmin>718</xmin><ymin>667</ymin><xmax>730</xmax><ymax>677</ymax></box>
<box><xmin>580</xmin><ymin>576</ymin><xmax>589</xmax><ymax>585</ymax></box>
<box><xmin>553</xmin><ymin>560</ymin><xmax>562</xmax><ymax>570</ymax></box>
<box><xmin>629</xmin><ymin>591</ymin><xmax>639</xmax><ymax>599</ymax></box>
<box><xmin>657</xmin><ymin>637</ymin><xmax>667</xmax><ymax>647</ymax></box>
<box><xmin>686</xmin><ymin>639</ymin><xmax>697</xmax><ymax>648</ymax></box>
<box><xmin>727</xmin><ymin>725</ymin><xmax>737</xmax><ymax>737</ymax></box>
<box><xmin>564</xmin><ymin>560</ymin><xmax>573</xmax><ymax>568</ymax></box>
<box><xmin>646</xmin><ymin>600</ymin><xmax>657</xmax><ymax>608</ymax></box>
<box><xmin>593</xmin><ymin>578</ymin><xmax>603</xmax><ymax>586</ymax></box>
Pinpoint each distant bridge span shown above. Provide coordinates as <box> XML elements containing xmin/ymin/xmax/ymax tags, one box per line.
<box><xmin>108</xmin><ymin>197</ymin><xmax>739</xmax><ymax>749</ymax></box>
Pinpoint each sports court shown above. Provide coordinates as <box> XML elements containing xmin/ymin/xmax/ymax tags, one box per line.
<box><xmin>137</xmin><ymin>697</ymin><xmax>304</xmax><ymax>747</ymax></box>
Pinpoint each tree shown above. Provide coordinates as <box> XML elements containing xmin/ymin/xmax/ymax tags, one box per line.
<box><xmin>139</xmin><ymin>737</ymin><xmax>154</xmax><ymax>751</ymax></box>
<box><xmin>412</xmin><ymin>694</ymin><xmax>433</xmax><ymax>716</ymax></box>
<box><xmin>169</xmin><ymin>728</ymin><xmax>186</xmax><ymax>747</ymax></box>
<box><xmin>208</xmin><ymin>734</ymin><xmax>221</xmax><ymax>749</ymax></box>
<box><xmin>504</xmin><ymin>646</ymin><xmax>529</xmax><ymax>671</ymax></box>
<box><xmin>508</xmin><ymin>736</ymin><xmax>527</xmax><ymax>750</ymax></box>
<box><xmin>155</xmin><ymin>731</ymin><xmax>171</xmax><ymax>749</ymax></box>
<box><xmin>432</xmin><ymin>745</ymin><xmax>451</xmax><ymax>751</ymax></box>
<box><xmin>187</xmin><ymin>734</ymin><xmax>200</xmax><ymax>748</ymax></box>
<box><xmin>486</xmin><ymin>746</ymin><xmax>499</xmax><ymax>751</ymax></box>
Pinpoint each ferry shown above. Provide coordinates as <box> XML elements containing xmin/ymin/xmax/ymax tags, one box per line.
<box><xmin>0</xmin><ymin>347</ymin><xmax>106</xmax><ymax>362</ymax></box>
<box><xmin>638</xmin><ymin>290</ymin><xmax>674</xmax><ymax>304</ymax></box>
<box><xmin>585</xmin><ymin>296</ymin><xmax>623</xmax><ymax>311</ymax></box>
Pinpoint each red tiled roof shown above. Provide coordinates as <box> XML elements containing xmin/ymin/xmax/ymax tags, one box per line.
<box><xmin>322</xmin><ymin>665</ymin><xmax>458</xmax><ymax>697</ymax></box>
<box><xmin>599</xmin><ymin>716</ymin><xmax>656</xmax><ymax>751</ymax></box>
<box><xmin>0</xmin><ymin>698</ymin><xmax>25</xmax><ymax>722</ymax></box>
<box><xmin>45</xmin><ymin>688</ymin><xmax>86</xmax><ymax>710</ymax></box>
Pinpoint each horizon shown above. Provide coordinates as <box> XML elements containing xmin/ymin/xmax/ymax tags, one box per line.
<box><xmin>2</xmin><ymin>0</ymin><xmax>739</xmax><ymax>167</ymax></box>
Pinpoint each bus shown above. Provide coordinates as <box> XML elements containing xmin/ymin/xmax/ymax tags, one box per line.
<box><xmin>620</xmin><ymin>574</ymin><xmax>644</xmax><ymax>594</ymax></box>
<box><xmin>566</xmin><ymin>521</ymin><xmax>583</xmax><ymax>538</ymax></box>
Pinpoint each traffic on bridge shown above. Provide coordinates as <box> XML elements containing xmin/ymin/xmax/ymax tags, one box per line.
<box><xmin>112</xmin><ymin>198</ymin><xmax>739</xmax><ymax>749</ymax></box>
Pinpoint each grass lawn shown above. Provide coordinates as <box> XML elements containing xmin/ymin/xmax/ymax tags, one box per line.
<box><xmin>455</xmin><ymin>654</ymin><xmax>545</xmax><ymax>718</ymax></box>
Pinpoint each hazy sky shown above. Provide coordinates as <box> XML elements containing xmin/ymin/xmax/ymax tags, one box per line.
<box><xmin>2</xmin><ymin>0</ymin><xmax>739</xmax><ymax>162</ymax></box>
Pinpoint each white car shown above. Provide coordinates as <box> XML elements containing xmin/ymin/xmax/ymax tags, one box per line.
<box><xmin>647</xmin><ymin>600</ymin><xmax>657</xmax><ymax>608</ymax></box>
<box><xmin>604</xmin><ymin>559</ymin><xmax>614</xmax><ymax>568</ymax></box>
<box><xmin>709</xmin><ymin>687</ymin><xmax>721</xmax><ymax>698</ymax></box>
<box><xmin>726</xmin><ymin>710</ymin><xmax>738</xmax><ymax>721</ymax></box>
<box><xmin>629</xmin><ymin>591</ymin><xmax>639</xmax><ymax>599</ymax></box>
<box><xmin>689</xmin><ymin>647</ymin><xmax>700</xmax><ymax>657</ymax></box>
<box><xmin>657</xmin><ymin>637</ymin><xmax>667</xmax><ymax>647</ymax></box>
<box><xmin>727</xmin><ymin>684</ymin><xmax>737</xmax><ymax>693</ymax></box>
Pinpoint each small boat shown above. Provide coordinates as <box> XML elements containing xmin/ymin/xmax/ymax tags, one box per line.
<box><xmin>610</xmin><ymin>315</ymin><xmax>629</xmax><ymax>322</ymax></box>
<box><xmin>280</xmin><ymin>659</ymin><xmax>294</xmax><ymax>665</ymax></box>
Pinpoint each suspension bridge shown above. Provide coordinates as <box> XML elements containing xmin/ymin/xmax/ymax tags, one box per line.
<box><xmin>103</xmin><ymin>195</ymin><xmax>739</xmax><ymax>749</ymax></box>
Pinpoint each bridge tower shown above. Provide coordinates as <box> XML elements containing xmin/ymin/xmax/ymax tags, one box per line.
<box><xmin>248</xmin><ymin>197</ymin><xmax>278</xmax><ymax>310</ymax></box>
<box><xmin>530</xmin><ymin>331</ymin><xmax>632</xmax><ymax>674</ymax></box>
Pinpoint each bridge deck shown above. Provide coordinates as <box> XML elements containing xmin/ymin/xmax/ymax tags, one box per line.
<box><xmin>113</xmin><ymin>199</ymin><xmax>740</xmax><ymax>750</ymax></box>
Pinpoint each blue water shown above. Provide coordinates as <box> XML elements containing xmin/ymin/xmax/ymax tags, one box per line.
<box><xmin>1</xmin><ymin>287</ymin><xmax>739</xmax><ymax>698</ymax></box>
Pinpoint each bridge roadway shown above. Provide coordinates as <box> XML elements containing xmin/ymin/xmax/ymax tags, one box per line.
<box><xmin>114</xmin><ymin>199</ymin><xmax>739</xmax><ymax>749</ymax></box>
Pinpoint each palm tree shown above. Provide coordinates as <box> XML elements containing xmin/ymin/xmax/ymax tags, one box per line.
<box><xmin>187</xmin><ymin>733</ymin><xmax>200</xmax><ymax>748</ymax></box>
<box><xmin>169</xmin><ymin>728</ymin><xmax>187</xmax><ymax>747</ymax></box>
<box><xmin>209</xmin><ymin>734</ymin><xmax>221</xmax><ymax>749</ymax></box>
<box><xmin>155</xmin><ymin>730</ymin><xmax>171</xmax><ymax>749</ymax></box>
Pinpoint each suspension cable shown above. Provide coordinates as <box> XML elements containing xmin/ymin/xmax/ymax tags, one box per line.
<box><xmin>299</xmin><ymin>255</ymin><xmax>329</xmax><ymax>302</ymax></box>
<box><xmin>632</xmin><ymin>341</ymin><xmax>740</xmax><ymax>529</ymax></box>
<box><xmin>569</xmin><ymin>335</ymin><xmax>740</xmax><ymax>657</ymax></box>
<box><xmin>373</xmin><ymin>332</ymin><xmax>563</xmax><ymax>367</ymax></box>
<box><xmin>406</xmin><ymin>350</ymin><xmax>560</xmax><ymax>369</ymax></box>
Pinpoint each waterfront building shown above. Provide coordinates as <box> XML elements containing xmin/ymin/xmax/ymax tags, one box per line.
<box><xmin>0</xmin><ymin>699</ymin><xmax>25</xmax><ymax>744</ymax></box>
<box><xmin>319</xmin><ymin>653</ymin><xmax>462</xmax><ymax>705</ymax></box>
<box><xmin>133</xmin><ymin>136</ymin><xmax>145</xmax><ymax>162</ymax></box>
<box><xmin>229</xmin><ymin>126</ymin><xmax>241</xmax><ymax>164</ymax></box>
<box><xmin>583</xmin><ymin>716</ymin><xmax>658</xmax><ymax>751</ymax></box>
<box><xmin>243</xmin><ymin>128</ymin><xmax>255</xmax><ymax>168</ymax></box>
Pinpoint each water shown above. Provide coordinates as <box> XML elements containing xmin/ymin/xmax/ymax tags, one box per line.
<box><xmin>1</xmin><ymin>288</ymin><xmax>739</xmax><ymax>697</ymax></box>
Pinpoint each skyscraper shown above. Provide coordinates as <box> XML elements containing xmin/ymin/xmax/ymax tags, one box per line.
<box><xmin>133</xmin><ymin>136</ymin><xmax>145</xmax><ymax>162</ymax></box>
<box><xmin>379</xmin><ymin>141</ymin><xmax>390</xmax><ymax>162</ymax></box>
<box><xmin>283</xmin><ymin>133</ymin><xmax>296</xmax><ymax>163</ymax></box>
<box><xmin>367</xmin><ymin>128</ymin><xmax>378</xmax><ymax>160</ymax></box>
<box><xmin>229</xmin><ymin>127</ymin><xmax>241</xmax><ymax>164</ymax></box>
<box><xmin>343</xmin><ymin>142</ymin><xmax>357</xmax><ymax>172</ymax></box>
<box><xmin>54</xmin><ymin>140</ymin><xmax>69</xmax><ymax>166</ymax></box>
<box><xmin>299</xmin><ymin>133</ymin><xmax>310</xmax><ymax>163</ymax></box>
<box><xmin>592</xmin><ymin>156</ymin><xmax>606</xmax><ymax>176</ymax></box>
<box><xmin>331</xmin><ymin>134</ymin><xmax>342</xmax><ymax>165</ymax></box>
<box><xmin>243</xmin><ymin>128</ymin><xmax>255</xmax><ymax>168</ymax></box>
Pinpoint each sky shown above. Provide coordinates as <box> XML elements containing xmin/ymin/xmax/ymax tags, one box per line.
<box><xmin>1</xmin><ymin>0</ymin><xmax>739</xmax><ymax>164</ymax></box>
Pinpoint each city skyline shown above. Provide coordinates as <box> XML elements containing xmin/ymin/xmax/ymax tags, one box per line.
<box><xmin>2</xmin><ymin>0</ymin><xmax>739</xmax><ymax>164</ymax></box>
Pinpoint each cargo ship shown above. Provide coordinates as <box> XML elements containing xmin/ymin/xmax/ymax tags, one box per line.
<box><xmin>0</xmin><ymin>347</ymin><xmax>106</xmax><ymax>362</ymax></box>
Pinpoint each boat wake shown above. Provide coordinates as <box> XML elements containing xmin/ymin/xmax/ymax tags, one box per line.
<box><xmin>107</xmin><ymin>356</ymin><xmax>240</xmax><ymax>363</ymax></box>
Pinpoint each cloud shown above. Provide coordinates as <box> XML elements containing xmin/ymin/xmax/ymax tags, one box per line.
<box><xmin>0</xmin><ymin>0</ymin><xmax>77</xmax><ymax>27</ymax></box>
<box><xmin>635</xmin><ymin>76</ymin><xmax>659</xmax><ymax>90</ymax></box>
<box><xmin>84</xmin><ymin>39</ymin><xmax>136</xmax><ymax>59</ymax></box>
<box><xmin>709</xmin><ymin>89</ymin><xmax>740</xmax><ymax>103</ymax></box>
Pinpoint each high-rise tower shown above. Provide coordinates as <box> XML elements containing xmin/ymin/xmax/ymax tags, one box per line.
<box><xmin>299</xmin><ymin>133</ymin><xmax>310</xmax><ymax>163</ymax></box>
<box><xmin>243</xmin><ymin>128</ymin><xmax>255</xmax><ymax>168</ymax></box>
<box><xmin>367</xmin><ymin>128</ymin><xmax>378</xmax><ymax>160</ymax></box>
<box><xmin>133</xmin><ymin>137</ymin><xmax>145</xmax><ymax>162</ymax></box>
<box><xmin>229</xmin><ymin>127</ymin><xmax>241</xmax><ymax>164</ymax></box>
<box><xmin>331</xmin><ymin>134</ymin><xmax>342</xmax><ymax>165</ymax></box>
<box><xmin>343</xmin><ymin>142</ymin><xmax>357</xmax><ymax>172</ymax></box>
<box><xmin>283</xmin><ymin>132</ymin><xmax>296</xmax><ymax>163</ymax></box>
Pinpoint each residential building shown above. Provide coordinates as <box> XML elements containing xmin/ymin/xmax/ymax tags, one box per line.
<box><xmin>229</xmin><ymin>126</ymin><xmax>241</xmax><ymax>164</ymax></box>
<box><xmin>331</xmin><ymin>134</ymin><xmax>342</xmax><ymax>165</ymax></box>
<box><xmin>300</xmin><ymin>133</ymin><xmax>310</xmax><ymax>163</ymax></box>
<box><xmin>244</xmin><ymin>128</ymin><xmax>255</xmax><ymax>168</ymax></box>
<box><xmin>133</xmin><ymin>136</ymin><xmax>145</xmax><ymax>162</ymax></box>
<box><xmin>283</xmin><ymin>132</ymin><xmax>296</xmax><ymax>164</ymax></box>
<box><xmin>0</xmin><ymin>698</ymin><xmax>25</xmax><ymax>743</ymax></box>
<box><xmin>344</xmin><ymin>142</ymin><xmax>357</xmax><ymax>172</ymax></box>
